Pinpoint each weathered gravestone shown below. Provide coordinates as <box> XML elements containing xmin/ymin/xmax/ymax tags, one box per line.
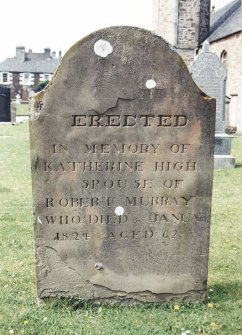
<box><xmin>30</xmin><ymin>27</ymin><xmax>215</xmax><ymax>303</ymax></box>
<box><xmin>189</xmin><ymin>41</ymin><xmax>235</xmax><ymax>168</ymax></box>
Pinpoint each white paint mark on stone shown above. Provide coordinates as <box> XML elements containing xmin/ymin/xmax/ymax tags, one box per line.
<box><xmin>94</xmin><ymin>39</ymin><xmax>113</xmax><ymax>58</ymax></box>
<box><xmin>95</xmin><ymin>262</ymin><xmax>104</xmax><ymax>270</ymax></box>
<box><xmin>146</xmin><ymin>79</ymin><xmax>156</xmax><ymax>89</ymax></box>
<box><xmin>115</xmin><ymin>206</ymin><xmax>124</xmax><ymax>216</ymax></box>
<box><xmin>37</xmin><ymin>216</ymin><xmax>43</xmax><ymax>224</ymax></box>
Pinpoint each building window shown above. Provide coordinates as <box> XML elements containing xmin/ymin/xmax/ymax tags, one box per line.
<box><xmin>44</xmin><ymin>73</ymin><xmax>50</xmax><ymax>81</ymax></box>
<box><xmin>23</xmin><ymin>73</ymin><xmax>31</xmax><ymax>85</ymax></box>
<box><xmin>0</xmin><ymin>72</ymin><xmax>12</xmax><ymax>85</ymax></box>
<box><xmin>2</xmin><ymin>73</ymin><xmax>8</xmax><ymax>83</ymax></box>
<box><xmin>39</xmin><ymin>73</ymin><xmax>52</xmax><ymax>82</ymax></box>
<box><xmin>20</xmin><ymin>73</ymin><xmax>34</xmax><ymax>86</ymax></box>
<box><xmin>220</xmin><ymin>50</ymin><xmax>227</xmax><ymax>67</ymax></box>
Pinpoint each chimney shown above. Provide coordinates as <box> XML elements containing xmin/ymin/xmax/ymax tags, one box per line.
<box><xmin>16</xmin><ymin>46</ymin><xmax>25</xmax><ymax>62</ymax></box>
<box><xmin>52</xmin><ymin>51</ymin><xmax>57</xmax><ymax>59</ymax></box>
<box><xmin>44</xmin><ymin>47</ymin><xmax>51</xmax><ymax>58</ymax></box>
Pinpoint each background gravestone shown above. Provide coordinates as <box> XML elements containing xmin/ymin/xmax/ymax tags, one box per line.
<box><xmin>0</xmin><ymin>85</ymin><xmax>11</xmax><ymax>122</ymax></box>
<box><xmin>189</xmin><ymin>41</ymin><xmax>235</xmax><ymax>168</ymax></box>
<box><xmin>30</xmin><ymin>26</ymin><xmax>215</xmax><ymax>303</ymax></box>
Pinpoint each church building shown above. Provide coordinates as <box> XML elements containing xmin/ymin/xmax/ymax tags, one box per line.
<box><xmin>153</xmin><ymin>0</ymin><xmax>242</xmax><ymax>134</ymax></box>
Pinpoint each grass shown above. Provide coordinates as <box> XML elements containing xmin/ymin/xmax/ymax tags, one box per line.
<box><xmin>15</xmin><ymin>103</ymin><xmax>30</xmax><ymax>116</ymax></box>
<box><xmin>0</xmin><ymin>122</ymin><xmax>241</xmax><ymax>335</ymax></box>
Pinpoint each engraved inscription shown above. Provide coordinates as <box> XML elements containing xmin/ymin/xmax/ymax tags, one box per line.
<box><xmin>53</xmin><ymin>144</ymin><xmax>68</xmax><ymax>154</ymax></box>
<box><xmin>83</xmin><ymin>143</ymin><xmax>161</xmax><ymax>154</ymax></box>
<box><xmin>125</xmin><ymin>196</ymin><xmax>194</xmax><ymax>206</ymax></box>
<box><xmin>44</xmin><ymin>161</ymin><xmax>144</xmax><ymax>172</ymax></box>
<box><xmin>154</xmin><ymin>161</ymin><xmax>197</xmax><ymax>171</ymax></box>
<box><xmin>54</xmin><ymin>229</ymin><xmax>155</xmax><ymax>241</ymax></box>
<box><xmin>72</xmin><ymin>114</ymin><xmax>188</xmax><ymax>127</ymax></box>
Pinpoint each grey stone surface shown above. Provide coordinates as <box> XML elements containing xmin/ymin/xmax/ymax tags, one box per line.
<box><xmin>189</xmin><ymin>43</ymin><xmax>227</xmax><ymax>133</ymax></box>
<box><xmin>153</xmin><ymin>0</ymin><xmax>211</xmax><ymax>65</ymax></box>
<box><xmin>0</xmin><ymin>85</ymin><xmax>11</xmax><ymax>122</ymax></box>
<box><xmin>214</xmin><ymin>155</ymin><xmax>235</xmax><ymax>168</ymax></box>
<box><xmin>189</xmin><ymin>42</ymin><xmax>235</xmax><ymax>167</ymax></box>
<box><xmin>30</xmin><ymin>26</ymin><xmax>215</xmax><ymax>303</ymax></box>
<box><xmin>10</xmin><ymin>102</ymin><xmax>16</xmax><ymax>123</ymax></box>
<box><xmin>214</xmin><ymin>135</ymin><xmax>231</xmax><ymax>155</ymax></box>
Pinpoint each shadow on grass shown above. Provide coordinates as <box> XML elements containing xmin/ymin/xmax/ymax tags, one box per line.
<box><xmin>0</xmin><ymin>186</ymin><xmax>11</xmax><ymax>193</ymax></box>
<box><xmin>235</xmin><ymin>162</ymin><xmax>242</xmax><ymax>168</ymax></box>
<box><xmin>208</xmin><ymin>281</ymin><xmax>242</xmax><ymax>303</ymax></box>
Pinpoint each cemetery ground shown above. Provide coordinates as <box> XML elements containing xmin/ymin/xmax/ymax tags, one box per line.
<box><xmin>15</xmin><ymin>103</ymin><xmax>29</xmax><ymax>116</ymax></box>
<box><xmin>0</xmin><ymin>121</ymin><xmax>241</xmax><ymax>335</ymax></box>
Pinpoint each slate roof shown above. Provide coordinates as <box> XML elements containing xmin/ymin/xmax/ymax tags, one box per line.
<box><xmin>208</xmin><ymin>0</ymin><xmax>241</xmax><ymax>42</ymax></box>
<box><xmin>0</xmin><ymin>56</ymin><xmax>59</xmax><ymax>73</ymax></box>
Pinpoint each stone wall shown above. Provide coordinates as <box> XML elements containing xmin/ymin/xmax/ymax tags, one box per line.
<box><xmin>177</xmin><ymin>0</ymin><xmax>210</xmax><ymax>49</ymax></box>
<box><xmin>153</xmin><ymin>0</ymin><xmax>211</xmax><ymax>65</ymax></box>
<box><xmin>199</xmin><ymin>0</ymin><xmax>211</xmax><ymax>44</ymax></box>
<box><xmin>209</xmin><ymin>32</ymin><xmax>242</xmax><ymax>133</ymax></box>
<box><xmin>153</xmin><ymin>0</ymin><xmax>178</xmax><ymax>45</ymax></box>
<box><xmin>176</xmin><ymin>48</ymin><xmax>197</xmax><ymax>66</ymax></box>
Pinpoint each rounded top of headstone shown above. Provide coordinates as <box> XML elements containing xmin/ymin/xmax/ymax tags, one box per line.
<box><xmin>41</xmin><ymin>26</ymin><xmax>203</xmax><ymax>115</ymax></box>
<box><xmin>32</xmin><ymin>25</ymin><xmax>215</xmax><ymax>131</ymax></box>
<box><xmin>189</xmin><ymin>46</ymin><xmax>227</xmax><ymax>81</ymax></box>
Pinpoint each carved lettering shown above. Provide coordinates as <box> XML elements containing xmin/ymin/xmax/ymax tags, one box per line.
<box><xmin>162</xmin><ymin>230</ymin><xmax>178</xmax><ymax>238</ymax></box>
<box><xmin>72</xmin><ymin>114</ymin><xmax>188</xmax><ymax>128</ymax></box>
<box><xmin>88</xmin><ymin>214</ymin><xmax>128</xmax><ymax>225</ymax></box>
<box><xmin>134</xmin><ymin>180</ymin><xmax>152</xmax><ymax>189</ymax></box>
<box><xmin>45</xmin><ymin>197</ymin><xmax>114</xmax><ymax>207</ymax></box>
<box><xmin>46</xmin><ymin>216</ymin><xmax>82</xmax><ymax>224</ymax></box>
<box><xmin>83</xmin><ymin>143</ymin><xmax>161</xmax><ymax>154</ymax></box>
<box><xmin>81</xmin><ymin>179</ymin><xmax>128</xmax><ymax>189</ymax></box>
<box><xmin>163</xmin><ymin>179</ymin><xmax>183</xmax><ymax>188</ymax></box>
<box><xmin>170</xmin><ymin>144</ymin><xmax>190</xmax><ymax>153</ymax></box>
<box><xmin>44</xmin><ymin>161</ymin><xmax>144</xmax><ymax>172</ymax></box>
<box><xmin>59</xmin><ymin>197</ymin><xmax>99</xmax><ymax>207</ymax></box>
<box><xmin>154</xmin><ymin>161</ymin><xmax>197</xmax><ymax>171</ymax></box>
<box><xmin>53</xmin><ymin>229</ymin><xmax>154</xmax><ymax>241</ymax></box>
<box><xmin>125</xmin><ymin>196</ymin><xmax>193</xmax><ymax>207</ymax></box>
<box><xmin>151</xmin><ymin>209</ymin><xmax>205</xmax><ymax>224</ymax></box>
<box><xmin>53</xmin><ymin>144</ymin><xmax>68</xmax><ymax>154</ymax></box>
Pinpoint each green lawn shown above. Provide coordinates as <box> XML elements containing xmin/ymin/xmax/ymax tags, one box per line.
<box><xmin>15</xmin><ymin>103</ymin><xmax>30</xmax><ymax>116</ymax></box>
<box><xmin>0</xmin><ymin>122</ymin><xmax>241</xmax><ymax>335</ymax></box>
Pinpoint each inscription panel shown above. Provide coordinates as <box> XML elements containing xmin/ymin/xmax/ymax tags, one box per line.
<box><xmin>30</xmin><ymin>27</ymin><xmax>215</xmax><ymax>302</ymax></box>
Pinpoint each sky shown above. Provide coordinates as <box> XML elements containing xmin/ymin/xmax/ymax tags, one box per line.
<box><xmin>0</xmin><ymin>0</ymin><xmax>233</xmax><ymax>62</ymax></box>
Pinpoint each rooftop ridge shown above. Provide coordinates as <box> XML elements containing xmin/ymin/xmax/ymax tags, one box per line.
<box><xmin>210</xmin><ymin>0</ymin><xmax>241</xmax><ymax>36</ymax></box>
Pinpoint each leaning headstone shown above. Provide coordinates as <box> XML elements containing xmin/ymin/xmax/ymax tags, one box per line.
<box><xmin>189</xmin><ymin>41</ymin><xmax>235</xmax><ymax>168</ymax></box>
<box><xmin>30</xmin><ymin>27</ymin><xmax>215</xmax><ymax>303</ymax></box>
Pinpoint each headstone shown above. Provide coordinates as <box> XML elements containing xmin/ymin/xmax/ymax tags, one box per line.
<box><xmin>225</xmin><ymin>96</ymin><xmax>231</xmax><ymax>131</ymax></box>
<box><xmin>10</xmin><ymin>102</ymin><xmax>17</xmax><ymax>123</ymax></box>
<box><xmin>0</xmin><ymin>85</ymin><xmax>11</xmax><ymax>122</ymax></box>
<box><xmin>16</xmin><ymin>93</ymin><xmax>21</xmax><ymax>104</ymax></box>
<box><xmin>30</xmin><ymin>26</ymin><xmax>215</xmax><ymax>303</ymax></box>
<box><xmin>189</xmin><ymin>41</ymin><xmax>235</xmax><ymax>168</ymax></box>
<box><xmin>229</xmin><ymin>94</ymin><xmax>238</xmax><ymax>130</ymax></box>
